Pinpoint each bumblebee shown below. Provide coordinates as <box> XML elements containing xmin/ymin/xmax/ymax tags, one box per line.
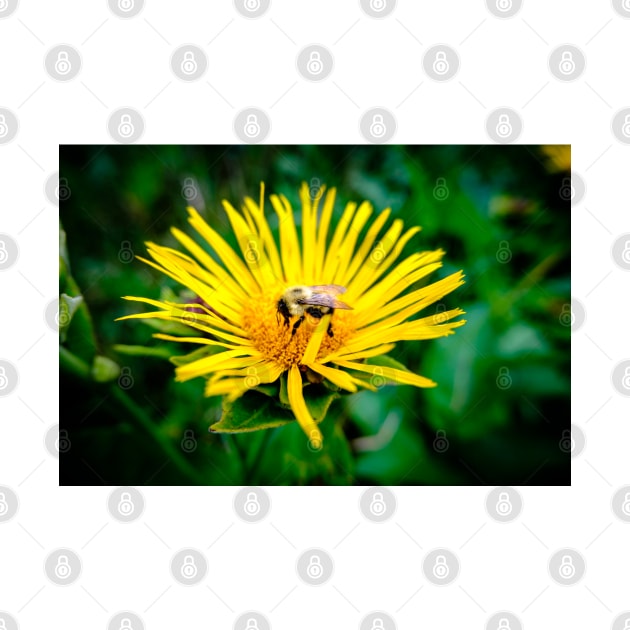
<box><xmin>276</xmin><ymin>284</ymin><xmax>352</xmax><ymax>338</ymax></box>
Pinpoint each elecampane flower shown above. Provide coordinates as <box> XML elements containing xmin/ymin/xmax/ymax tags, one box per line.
<box><xmin>117</xmin><ymin>183</ymin><xmax>466</xmax><ymax>445</ymax></box>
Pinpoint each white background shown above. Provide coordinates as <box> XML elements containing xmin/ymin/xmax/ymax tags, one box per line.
<box><xmin>1</xmin><ymin>0</ymin><xmax>629</xmax><ymax>628</ymax></box>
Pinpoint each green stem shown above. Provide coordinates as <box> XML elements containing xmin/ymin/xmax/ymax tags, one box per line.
<box><xmin>60</xmin><ymin>346</ymin><xmax>205</xmax><ymax>485</ymax></box>
<box><xmin>59</xmin><ymin>345</ymin><xmax>91</xmax><ymax>379</ymax></box>
<box><xmin>243</xmin><ymin>429</ymin><xmax>273</xmax><ymax>484</ymax></box>
<box><xmin>109</xmin><ymin>387</ymin><xmax>205</xmax><ymax>485</ymax></box>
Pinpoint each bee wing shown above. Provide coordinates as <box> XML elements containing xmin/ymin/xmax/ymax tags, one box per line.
<box><xmin>307</xmin><ymin>284</ymin><xmax>347</xmax><ymax>295</ymax></box>
<box><xmin>300</xmin><ymin>293</ymin><xmax>353</xmax><ymax>310</ymax></box>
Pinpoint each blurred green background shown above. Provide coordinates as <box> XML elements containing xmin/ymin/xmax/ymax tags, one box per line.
<box><xmin>59</xmin><ymin>145</ymin><xmax>570</xmax><ymax>486</ymax></box>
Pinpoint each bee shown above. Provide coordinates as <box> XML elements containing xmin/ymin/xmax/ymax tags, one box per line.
<box><xmin>277</xmin><ymin>284</ymin><xmax>352</xmax><ymax>338</ymax></box>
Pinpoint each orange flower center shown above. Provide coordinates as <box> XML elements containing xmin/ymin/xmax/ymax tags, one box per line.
<box><xmin>241</xmin><ymin>291</ymin><xmax>356</xmax><ymax>369</ymax></box>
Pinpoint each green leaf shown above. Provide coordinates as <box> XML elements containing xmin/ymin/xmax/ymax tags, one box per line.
<box><xmin>273</xmin><ymin>418</ymin><xmax>355</xmax><ymax>485</ymax></box>
<box><xmin>211</xmin><ymin>385</ymin><xmax>339</xmax><ymax>434</ymax></box>
<box><xmin>364</xmin><ymin>354</ymin><xmax>413</xmax><ymax>371</ymax></box>
<box><xmin>91</xmin><ymin>355</ymin><xmax>121</xmax><ymax>382</ymax></box>
<box><xmin>279</xmin><ymin>372</ymin><xmax>290</xmax><ymax>407</ymax></box>
<box><xmin>59</xmin><ymin>293</ymin><xmax>83</xmax><ymax>342</ymax></box>
<box><xmin>113</xmin><ymin>344</ymin><xmax>175</xmax><ymax>360</ymax></box>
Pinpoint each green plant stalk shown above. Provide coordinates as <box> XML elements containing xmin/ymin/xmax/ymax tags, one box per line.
<box><xmin>243</xmin><ymin>429</ymin><xmax>273</xmax><ymax>484</ymax></box>
<box><xmin>60</xmin><ymin>347</ymin><xmax>205</xmax><ymax>485</ymax></box>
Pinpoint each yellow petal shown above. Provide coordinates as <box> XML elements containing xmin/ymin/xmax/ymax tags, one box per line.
<box><xmin>301</xmin><ymin>314</ymin><xmax>330</xmax><ymax>365</ymax></box>
<box><xmin>175</xmin><ymin>349</ymin><xmax>261</xmax><ymax>382</ymax></box>
<box><xmin>187</xmin><ymin>207</ymin><xmax>259</xmax><ymax>296</ymax></box>
<box><xmin>333</xmin><ymin>201</ymin><xmax>373</xmax><ymax>285</ymax></box>
<box><xmin>322</xmin><ymin>201</ymin><xmax>357</xmax><ymax>280</ymax></box>
<box><xmin>288</xmin><ymin>364</ymin><xmax>322</xmax><ymax>445</ymax></box>
<box><xmin>334</xmin><ymin>359</ymin><xmax>437</xmax><ymax>388</ymax></box>
<box><xmin>306</xmin><ymin>362</ymin><xmax>357</xmax><ymax>392</ymax></box>
<box><xmin>341</xmin><ymin>208</ymin><xmax>390</xmax><ymax>287</ymax></box>
<box><xmin>314</xmin><ymin>187</ymin><xmax>336</xmax><ymax>279</ymax></box>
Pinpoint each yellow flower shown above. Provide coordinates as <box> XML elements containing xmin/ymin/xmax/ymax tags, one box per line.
<box><xmin>117</xmin><ymin>183</ymin><xmax>466</xmax><ymax>445</ymax></box>
<box><xmin>541</xmin><ymin>145</ymin><xmax>570</xmax><ymax>172</ymax></box>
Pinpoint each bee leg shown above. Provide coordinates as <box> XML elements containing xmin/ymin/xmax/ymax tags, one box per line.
<box><xmin>327</xmin><ymin>321</ymin><xmax>334</xmax><ymax>338</ymax></box>
<box><xmin>291</xmin><ymin>315</ymin><xmax>305</xmax><ymax>337</ymax></box>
